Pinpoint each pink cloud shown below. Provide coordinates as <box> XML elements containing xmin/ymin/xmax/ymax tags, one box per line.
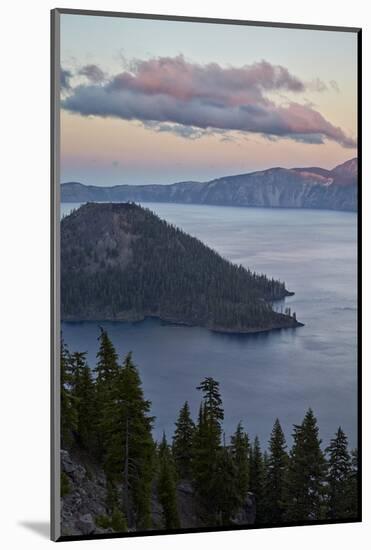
<box><xmin>62</xmin><ymin>56</ymin><xmax>356</xmax><ymax>148</ymax></box>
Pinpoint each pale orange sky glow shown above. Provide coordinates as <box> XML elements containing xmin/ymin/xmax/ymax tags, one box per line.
<box><xmin>60</xmin><ymin>14</ymin><xmax>358</xmax><ymax>186</ymax></box>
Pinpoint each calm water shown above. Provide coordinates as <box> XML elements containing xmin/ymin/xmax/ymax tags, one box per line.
<box><xmin>61</xmin><ymin>202</ymin><xmax>357</xmax><ymax>449</ymax></box>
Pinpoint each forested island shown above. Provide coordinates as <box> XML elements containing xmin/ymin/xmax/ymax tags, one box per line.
<box><xmin>61</xmin><ymin>158</ymin><xmax>357</xmax><ymax>212</ymax></box>
<box><xmin>60</xmin><ymin>330</ymin><xmax>359</xmax><ymax>537</ymax></box>
<box><xmin>61</xmin><ymin>202</ymin><xmax>301</xmax><ymax>333</ymax></box>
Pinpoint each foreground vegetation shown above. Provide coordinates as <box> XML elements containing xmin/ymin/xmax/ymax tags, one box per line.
<box><xmin>61</xmin><ymin>329</ymin><xmax>358</xmax><ymax>532</ymax></box>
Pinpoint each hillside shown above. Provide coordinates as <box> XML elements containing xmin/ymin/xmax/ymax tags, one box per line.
<box><xmin>61</xmin><ymin>158</ymin><xmax>358</xmax><ymax>212</ymax></box>
<box><xmin>61</xmin><ymin>203</ymin><xmax>301</xmax><ymax>333</ymax></box>
<box><xmin>60</xmin><ymin>449</ymin><xmax>256</xmax><ymax>536</ymax></box>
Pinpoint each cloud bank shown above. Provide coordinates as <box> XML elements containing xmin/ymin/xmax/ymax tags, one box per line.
<box><xmin>62</xmin><ymin>55</ymin><xmax>355</xmax><ymax>148</ymax></box>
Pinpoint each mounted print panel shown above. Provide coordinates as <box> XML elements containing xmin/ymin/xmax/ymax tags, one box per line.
<box><xmin>51</xmin><ymin>9</ymin><xmax>361</xmax><ymax>541</ymax></box>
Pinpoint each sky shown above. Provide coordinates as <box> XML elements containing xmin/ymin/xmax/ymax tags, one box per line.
<box><xmin>60</xmin><ymin>14</ymin><xmax>358</xmax><ymax>186</ymax></box>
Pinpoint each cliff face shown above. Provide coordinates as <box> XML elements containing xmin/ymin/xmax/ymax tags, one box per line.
<box><xmin>60</xmin><ymin>449</ymin><xmax>256</xmax><ymax>536</ymax></box>
<box><xmin>61</xmin><ymin>203</ymin><xmax>301</xmax><ymax>332</ymax></box>
<box><xmin>61</xmin><ymin>158</ymin><xmax>358</xmax><ymax>212</ymax></box>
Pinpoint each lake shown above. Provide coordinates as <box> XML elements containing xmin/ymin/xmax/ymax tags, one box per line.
<box><xmin>61</xmin><ymin>202</ymin><xmax>358</xmax><ymax>449</ymax></box>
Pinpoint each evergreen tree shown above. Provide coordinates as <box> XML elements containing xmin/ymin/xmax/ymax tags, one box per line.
<box><xmin>60</xmin><ymin>340</ymin><xmax>77</xmax><ymax>447</ymax></box>
<box><xmin>325</xmin><ymin>427</ymin><xmax>353</xmax><ymax>519</ymax></box>
<box><xmin>69</xmin><ymin>351</ymin><xmax>97</xmax><ymax>451</ymax></box>
<box><xmin>230</xmin><ymin>422</ymin><xmax>250</xmax><ymax>506</ymax></box>
<box><xmin>84</xmin><ymin>341</ymin><xmax>156</xmax><ymax>530</ymax></box>
<box><xmin>94</xmin><ymin>328</ymin><xmax>120</xmax><ymax>385</ymax></box>
<box><xmin>114</xmin><ymin>353</ymin><xmax>155</xmax><ymax>529</ymax></box>
<box><xmin>249</xmin><ymin>436</ymin><xmax>265</xmax><ymax>522</ymax></box>
<box><xmin>172</xmin><ymin>401</ymin><xmax>195</xmax><ymax>479</ymax></box>
<box><xmin>284</xmin><ymin>409</ymin><xmax>326</xmax><ymax>522</ymax></box>
<box><xmin>158</xmin><ymin>433</ymin><xmax>180</xmax><ymax>529</ymax></box>
<box><xmin>213</xmin><ymin>447</ymin><xmax>240</xmax><ymax>525</ymax></box>
<box><xmin>93</xmin><ymin>328</ymin><xmax>120</xmax><ymax>458</ymax></box>
<box><xmin>264</xmin><ymin>419</ymin><xmax>288</xmax><ymax>524</ymax></box>
<box><xmin>197</xmin><ymin>377</ymin><xmax>224</xmax><ymax>435</ymax></box>
<box><xmin>192</xmin><ymin>378</ymin><xmax>224</xmax><ymax>522</ymax></box>
<box><xmin>346</xmin><ymin>448</ymin><xmax>359</xmax><ymax>519</ymax></box>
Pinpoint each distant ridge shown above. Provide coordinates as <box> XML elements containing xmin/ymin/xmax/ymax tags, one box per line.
<box><xmin>61</xmin><ymin>158</ymin><xmax>358</xmax><ymax>212</ymax></box>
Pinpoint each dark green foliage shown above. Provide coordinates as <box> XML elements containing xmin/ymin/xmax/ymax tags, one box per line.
<box><xmin>213</xmin><ymin>447</ymin><xmax>240</xmax><ymax>525</ymax></box>
<box><xmin>284</xmin><ymin>409</ymin><xmax>326</xmax><ymax>522</ymax></box>
<box><xmin>61</xmin><ymin>203</ymin><xmax>297</xmax><ymax>331</ymax></box>
<box><xmin>95</xmin><ymin>514</ymin><xmax>111</xmax><ymax>529</ymax></box>
<box><xmin>95</xmin><ymin>510</ymin><xmax>128</xmax><ymax>533</ymax></box>
<box><xmin>347</xmin><ymin>449</ymin><xmax>359</xmax><ymax>518</ymax></box>
<box><xmin>230</xmin><ymin>422</ymin><xmax>250</xmax><ymax>506</ymax></box>
<box><xmin>60</xmin><ymin>471</ymin><xmax>70</xmax><ymax>497</ymax></box>
<box><xmin>60</xmin><ymin>340</ymin><xmax>77</xmax><ymax>447</ymax></box>
<box><xmin>325</xmin><ymin>427</ymin><xmax>356</xmax><ymax>519</ymax></box>
<box><xmin>93</xmin><ymin>328</ymin><xmax>120</xmax><ymax>460</ymax></box>
<box><xmin>172</xmin><ymin>401</ymin><xmax>195</xmax><ymax>479</ymax></box>
<box><xmin>94</xmin><ymin>328</ymin><xmax>120</xmax><ymax>386</ymax></box>
<box><xmin>263</xmin><ymin>419</ymin><xmax>289</xmax><ymax>524</ymax></box>
<box><xmin>192</xmin><ymin>378</ymin><xmax>225</xmax><ymax>523</ymax></box>
<box><xmin>111</xmin><ymin>508</ymin><xmax>128</xmax><ymax>532</ymax></box>
<box><xmin>69</xmin><ymin>351</ymin><xmax>97</xmax><ymax>451</ymax></box>
<box><xmin>157</xmin><ymin>434</ymin><xmax>180</xmax><ymax>529</ymax></box>
<box><xmin>60</xmin><ymin>329</ymin><xmax>358</xmax><ymax>531</ymax></box>
<box><xmin>249</xmin><ymin>436</ymin><xmax>265</xmax><ymax>522</ymax></box>
<box><xmin>103</xmin><ymin>352</ymin><xmax>155</xmax><ymax>530</ymax></box>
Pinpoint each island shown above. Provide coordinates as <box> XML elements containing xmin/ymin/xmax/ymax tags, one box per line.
<box><xmin>61</xmin><ymin>203</ymin><xmax>303</xmax><ymax>333</ymax></box>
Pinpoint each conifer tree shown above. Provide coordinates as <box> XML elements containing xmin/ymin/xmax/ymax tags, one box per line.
<box><xmin>60</xmin><ymin>340</ymin><xmax>77</xmax><ymax>447</ymax></box>
<box><xmin>192</xmin><ymin>378</ymin><xmax>224</xmax><ymax>522</ymax></box>
<box><xmin>213</xmin><ymin>447</ymin><xmax>240</xmax><ymax>525</ymax></box>
<box><xmin>197</xmin><ymin>377</ymin><xmax>224</xmax><ymax>438</ymax></box>
<box><xmin>284</xmin><ymin>409</ymin><xmax>326</xmax><ymax>522</ymax></box>
<box><xmin>346</xmin><ymin>448</ymin><xmax>359</xmax><ymax>518</ymax></box>
<box><xmin>249</xmin><ymin>436</ymin><xmax>265</xmax><ymax>522</ymax></box>
<box><xmin>93</xmin><ymin>328</ymin><xmax>120</xmax><ymax>458</ymax></box>
<box><xmin>69</xmin><ymin>351</ymin><xmax>97</xmax><ymax>451</ymax></box>
<box><xmin>103</xmin><ymin>352</ymin><xmax>155</xmax><ymax>530</ymax></box>
<box><xmin>230</xmin><ymin>422</ymin><xmax>250</xmax><ymax>506</ymax></box>
<box><xmin>94</xmin><ymin>328</ymin><xmax>120</xmax><ymax>386</ymax></box>
<box><xmin>158</xmin><ymin>433</ymin><xmax>180</xmax><ymax>529</ymax></box>
<box><xmin>325</xmin><ymin>427</ymin><xmax>352</xmax><ymax>519</ymax></box>
<box><xmin>264</xmin><ymin>418</ymin><xmax>288</xmax><ymax>524</ymax></box>
<box><xmin>172</xmin><ymin>401</ymin><xmax>195</xmax><ymax>479</ymax></box>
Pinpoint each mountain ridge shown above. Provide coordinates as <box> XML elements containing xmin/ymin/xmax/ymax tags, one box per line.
<box><xmin>61</xmin><ymin>158</ymin><xmax>358</xmax><ymax>212</ymax></box>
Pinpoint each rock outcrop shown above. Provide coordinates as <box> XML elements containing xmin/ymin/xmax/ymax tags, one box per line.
<box><xmin>60</xmin><ymin>449</ymin><xmax>256</xmax><ymax>536</ymax></box>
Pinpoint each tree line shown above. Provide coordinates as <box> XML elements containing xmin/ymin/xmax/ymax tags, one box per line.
<box><xmin>61</xmin><ymin>329</ymin><xmax>358</xmax><ymax>532</ymax></box>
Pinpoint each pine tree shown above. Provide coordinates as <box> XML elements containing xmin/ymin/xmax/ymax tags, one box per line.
<box><xmin>284</xmin><ymin>409</ymin><xmax>326</xmax><ymax>522</ymax></box>
<box><xmin>60</xmin><ymin>339</ymin><xmax>77</xmax><ymax>447</ymax></box>
<box><xmin>158</xmin><ymin>433</ymin><xmax>180</xmax><ymax>529</ymax></box>
<box><xmin>213</xmin><ymin>447</ymin><xmax>240</xmax><ymax>525</ymax></box>
<box><xmin>197</xmin><ymin>377</ymin><xmax>224</xmax><ymax>434</ymax></box>
<box><xmin>230</xmin><ymin>422</ymin><xmax>250</xmax><ymax>506</ymax></box>
<box><xmin>69</xmin><ymin>351</ymin><xmax>96</xmax><ymax>451</ymax></box>
<box><xmin>94</xmin><ymin>327</ymin><xmax>120</xmax><ymax>385</ymax></box>
<box><xmin>249</xmin><ymin>436</ymin><xmax>265</xmax><ymax>522</ymax></box>
<box><xmin>264</xmin><ymin>419</ymin><xmax>288</xmax><ymax>524</ymax></box>
<box><xmin>172</xmin><ymin>401</ymin><xmax>195</xmax><ymax>479</ymax></box>
<box><xmin>92</xmin><ymin>341</ymin><xmax>156</xmax><ymax>530</ymax></box>
<box><xmin>93</xmin><ymin>328</ymin><xmax>120</xmax><ymax>458</ymax></box>
<box><xmin>346</xmin><ymin>448</ymin><xmax>359</xmax><ymax>519</ymax></box>
<box><xmin>192</xmin><ymin>378</ymin><xmax>224</xmax><ymax>522</ymax></box>
<box><xmin>326</xmin><ymin>427</ymin><xmax>353</xmax><ymax>519</ymax></box>
<box><xmin>114</xmin><ymin>352</ymin><xmax>155</xmax><ymax>529</ymax></box>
